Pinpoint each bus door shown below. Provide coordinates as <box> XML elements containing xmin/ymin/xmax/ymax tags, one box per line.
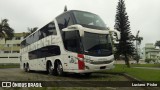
<box><xmin>63</xmin><ymin>30</ymin><xmax>83</xmax><ymax>70</ymax></box>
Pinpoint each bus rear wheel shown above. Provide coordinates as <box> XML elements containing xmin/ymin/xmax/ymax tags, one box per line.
<box><xmin>48</xmin><ymin>62</ymin><xmax>53</xmax><ymax>75</ymax></box>
<box><xmin>25</xmin><ymin>63</ymin><xmax>30</xmax><ymax>72</ymax></box>
<box><xmin>56</xmin><ymin>61</ymin><xmax>64</xmax><ymax>76</ymax></box>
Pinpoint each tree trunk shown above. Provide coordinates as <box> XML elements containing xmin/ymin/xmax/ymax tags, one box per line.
<box><xmin>124</xmin><ymin>54</ymin><xmax>130</xmax><ymax>68</ymax></box>
<box><xmin>136</xmin><ymin>59</ymin><xmax>139</xmax><ymax>64</ymax></box>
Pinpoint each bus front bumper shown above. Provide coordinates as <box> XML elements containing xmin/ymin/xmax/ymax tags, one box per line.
<box><xmin>66</xmin><ymin>61</ymin><xmax>115</xmax><ymax>73</ymax></box>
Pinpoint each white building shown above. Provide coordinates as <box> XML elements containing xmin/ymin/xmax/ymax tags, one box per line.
<box><xmin>0</xmin><ymin>33</ymin><xmax>27</xmax><ymax>63</ymax></box>
<box><xmin>142</xmin><ymin>43</ymin><xmax>160</xmax><ymax>63</ymax></box>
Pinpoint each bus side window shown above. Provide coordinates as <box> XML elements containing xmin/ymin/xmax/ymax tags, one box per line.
<box><xmin>41</xmin><ymin>45</ymin><xmax>60</xmax><ymax>57</ymax></box>
<box><xmin>56</xmin><ymin>13</ymin><xmax>74</xmax><ymax>30</ymax></box>
<box><xmin>65</xmin><ymin>39</ymin><xmax>78</xmax><ymax>52</ymax></box>
<box><xmin>63</xmin><ymin>31</ymin><xmax>82</xmax><ymax>53</ymax></box>
<box><xmin>48</xmin><ymin>22</ymin><xmax>57</xmax><ymax>35</ymax></box>
<box><xmin>38</xmin><ymin>22</ymin><xmax>57</xmax><ymax>39</ymax></box>
<box><xmin>28</xmin><ymin>45</ymin><xmax>61</xmax><ymax>60</ymax></box>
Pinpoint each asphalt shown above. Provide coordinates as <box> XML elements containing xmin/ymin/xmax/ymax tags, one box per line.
<box><xmin>133</xmin><ymin>67</ymin><xmax>160</xmax><ymax>70</ymax></box>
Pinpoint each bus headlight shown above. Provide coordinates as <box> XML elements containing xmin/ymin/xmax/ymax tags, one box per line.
<box><xmin>84</xmin><ymin>59</ymin><xmax>93</xmax><ymax>63</ymax></box>
<box><xmin>110</xmin><ymin>58</ymin><xmax>115</xmax><ymax>61</ymax></box>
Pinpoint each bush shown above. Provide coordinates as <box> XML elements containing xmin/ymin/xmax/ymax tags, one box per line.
<box><xmin>145</xmin><ymin>59</ymin><xmax>156</xmax><ymax>63</ymax></box>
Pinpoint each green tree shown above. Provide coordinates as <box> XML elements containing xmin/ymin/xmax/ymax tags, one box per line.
<box><xmin>114</xmin><ymin>0</ymin><xmax>134</xmax><ymax>67</ymax></box>
<box><xmin>0</xmin><ymin>19</ymin><xmax>14</xmax><ymax>39</ymax></box>
<box><xmin>155</xmin><ymin>41</ymin><xmax>160</xmax><ymax>48</ymax></box>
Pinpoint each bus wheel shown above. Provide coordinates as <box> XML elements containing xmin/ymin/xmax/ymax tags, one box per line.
<box><xmin>26</xmin><ymin>64</ymin><xmax>30</xmax><ymax>72</ymax></box>
<box><xmin>48</xmin><ymin>62</ymin><xmax>53</xmax><ymax>75</ymax></box>
<box><xmin>24</xmin><ymin>64</ymin><xmax>27</xmax><ymax>72</ymax></box>
<box><xmin>56</xmin><ymin>61</ymin><xmax>63</xmax><ymax>76</ymax></box>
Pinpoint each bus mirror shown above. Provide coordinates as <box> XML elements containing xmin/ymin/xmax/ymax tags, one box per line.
<box><xmin>62</xmin><ymin>28</ymin><xmax>68</xmax><ymax>32</ymax></box>
<box><xmin>109</xmin><ymin>29</ymin><xmax>120</xmax><ymax>40</ymax></box>
<box><xmin>62</xmin><ymin>25</ymin><xmax>80</xmax><ymax>32</ymax></box>
<box><xmin>62</xmin><ymin>28</ymin><xmax>75</xmax><ymax>32</ymax></box>
<box><xmin>62</xmin><ymin>27</ymin><xmax>78</xmax><ymax>32</ymax></box>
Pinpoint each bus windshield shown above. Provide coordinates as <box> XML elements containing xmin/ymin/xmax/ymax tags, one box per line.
<box><xmin>73</xmin><ymin>11</ymin><xmax>107</xmax><ymax>30</ymax></box>
<box><xmin>82</xmin><ymin>32</ymin><xmax>112</xmax><ymax>56</ymax></box>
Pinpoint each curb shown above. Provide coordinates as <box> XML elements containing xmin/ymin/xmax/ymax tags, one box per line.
<box><xmin>122</xmin><ymin>73</ymin><xmax>160</xmax><ymax>90</ymax></box>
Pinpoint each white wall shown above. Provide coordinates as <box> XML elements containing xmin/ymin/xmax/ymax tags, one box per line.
<box><xmin>0</xmin><ymin>53</ymin><xmax>20</xmax><ymax>63</ymax></box>
<box><xmin>0</xmin><ymin>58</ymin><xmax>20</xmax><ymax>63</ymax></box>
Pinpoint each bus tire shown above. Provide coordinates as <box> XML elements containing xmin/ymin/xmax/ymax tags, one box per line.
<box><xmin>48</xmin><ymin>62</ymin><xmax>53</xmax><ymax>75</ymax></box>
<box><xmin>26</xmin><ymin>63</ymin><xmax>30</xmax><ymax>72</ymax></box>
<box><xmin>56</xmin><ymin>61</ymin><xmax>64</xmax><ymax>76</ymax></box>
<box><xmin>24</xmin><ymin>64</ymin><xmax>27</xmax><ymax>72</ymax></box>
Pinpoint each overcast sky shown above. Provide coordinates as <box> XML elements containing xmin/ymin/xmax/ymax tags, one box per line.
<box><xmin>0</xmin><ymin>0</ymin><xmax>160</xmax><ymax>48</ymax></box>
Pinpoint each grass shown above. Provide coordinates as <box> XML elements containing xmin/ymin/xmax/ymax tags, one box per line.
<box><xmin>0</xmin><ymin>63</ymin><xmax>20</xmax><ymax>68</ymax></box>
<box><xmin>105</xmin><ymin>64</ymin><xmax>160</xmax><ymax>81</ymax></box>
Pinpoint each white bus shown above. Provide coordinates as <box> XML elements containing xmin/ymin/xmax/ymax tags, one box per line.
<box><xmin>20</xmin><ymin>10</ymin><xmax>118</xmax><ymax>76</ymax></box>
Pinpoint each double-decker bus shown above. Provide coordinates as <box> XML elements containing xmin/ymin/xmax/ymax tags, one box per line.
<box><xmin>20</xmin><ymin>10</ymin><xmax>119</xmax><ymax>76</ymax></box>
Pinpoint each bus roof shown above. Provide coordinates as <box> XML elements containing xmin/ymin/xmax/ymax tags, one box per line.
<box><xmin>23</xmin><ymin>10</ymin><xmax>101</xmax><ymax>40</ymax></box>
<box><xmin>56</xmin><ymin>10</ymin><xmax>98</xmax><ymax>18</ymax></box>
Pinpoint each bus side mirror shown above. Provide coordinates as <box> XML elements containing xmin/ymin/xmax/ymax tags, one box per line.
<box><xmin>109</xmin><ymin>29</ymin><xmax>120</xmax><ymax>40</ymax></box>
<box><xmin>62</xmin><ymin>28</ymin><xmax>71</xmax><ymax>32</ymax></box>
<box><xmin>62</xmin><ymin>25</ymin><xmax>82</xmax><ymax>32</ymax></box>
<box><xmin>62</xmin><ymin>27</ymin><xmax>78</xmax><ymax>32</ymax></box>
<box><xmin>109</xmin><ymin>29</ymin><xmax>120</xmax><ymax>45</ymax></box>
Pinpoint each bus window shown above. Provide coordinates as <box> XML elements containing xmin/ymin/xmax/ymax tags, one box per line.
<box><xmin>48</xmin><ymin>22</ymin><xmax>57</xmax><ymax>35</ymax></box>
<box><xmin>73</xmin><ymin>11</ymin><xmax>107</xmax><ymax>30</ymax></box>
<box><xmin>63</xmin><ymin>30</ymin><xmax>83</xmax><ymax>53</ymax></box>
<box><xmin>21</xmin><ymin>21</ymin><xmax>57</xmax><ymax>48</ymax></box>
<box><xmin>29</xmin><ymin>45</ymin><xmax>60</xmax><ymax>60</ymax></box>
<box><xmin>39</xmin><ymin>22</ymin><xmax>56</xmax><ymax>38</ymax></box>
<box><xmin>56</xmin><ymin>13</ymin><xmax>74</xmax><ymax>30</ymax></box>
<box><xmin>83</xmin><ymin>32</ymin><xmax>112</xmax><ymax>56</ymax></box>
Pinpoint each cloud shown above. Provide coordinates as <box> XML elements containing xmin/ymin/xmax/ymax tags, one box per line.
<box><xmin>0</xmin><ymin>0</ymin><xmax>160</xmax><ymax>48</ymax></box>
<box><xmin>125</xmin><ymin>0</ymin><xmax>160</xmax><ymax>47</ymax></box>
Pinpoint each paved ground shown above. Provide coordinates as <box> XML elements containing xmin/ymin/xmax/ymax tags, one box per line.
<box><xmin>0</xmin><ymin>68</ymin><xmax>129</xmax><ymax>81</ymax></box>
<box><xmin>0</xmin><ymin>68</ymin><xmax>153</xmax><ymax>90</ymax></box>
<box><xmin>133</xmin><ymin>67</ymin><xmax>160</xmax><ymax>70</ymax></box>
